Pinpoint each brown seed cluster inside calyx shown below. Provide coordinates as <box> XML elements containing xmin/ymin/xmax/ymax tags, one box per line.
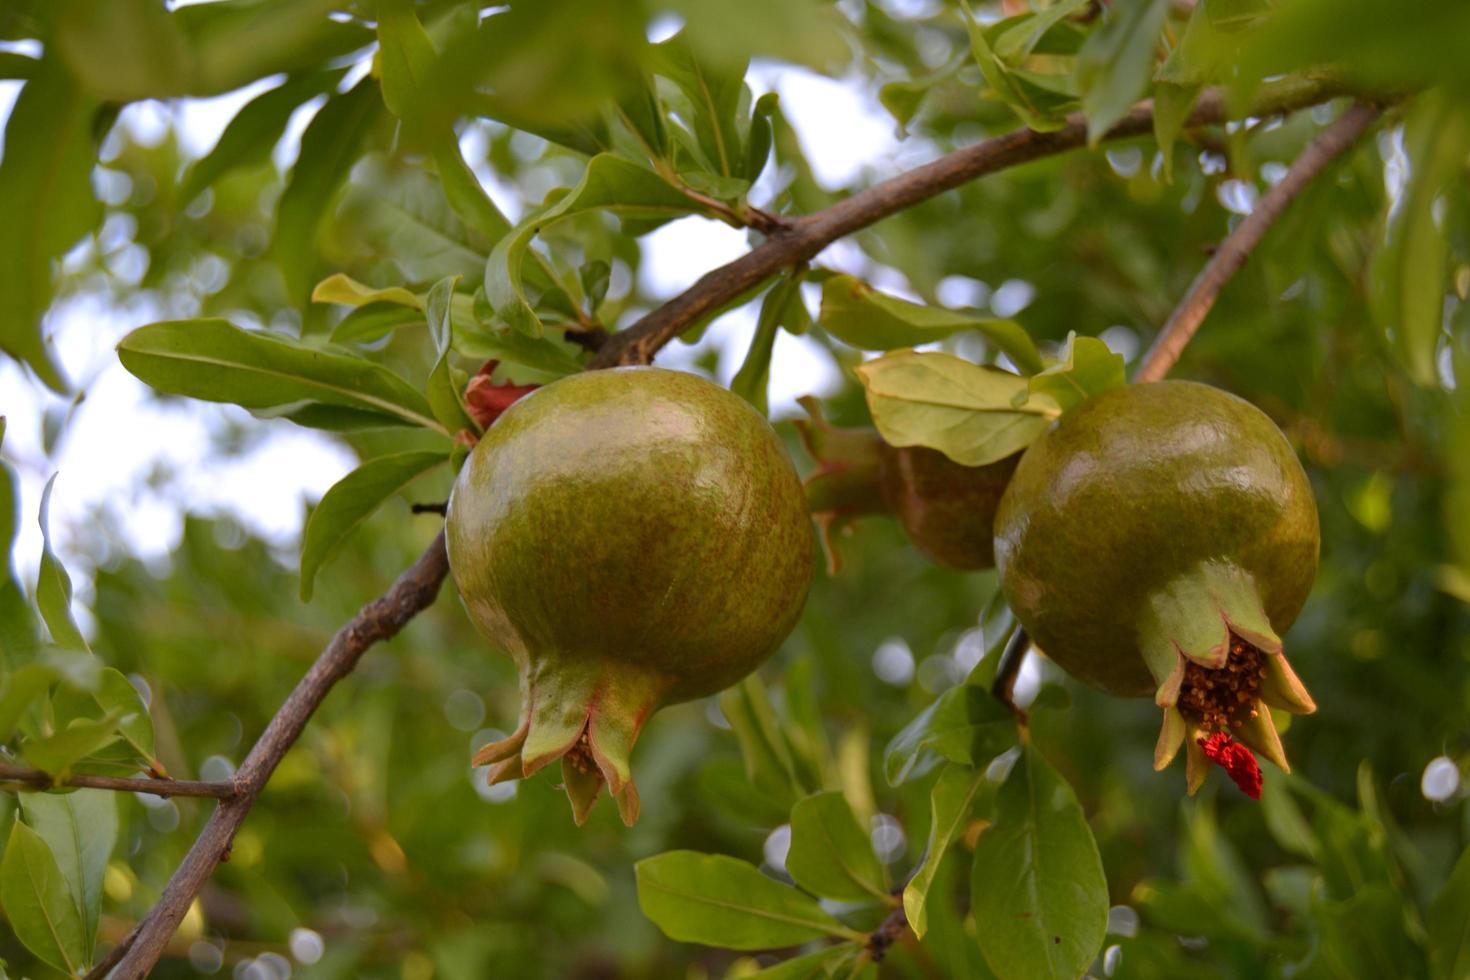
<box><xmin>1177</xmin><ymin>636</ymin><xmax>1265</xmax><ymax>731</ymax></box>
<box><xmin>565</xmin><ymin>732</ymin><xmax>597</xmax><ymax>775</ymax></box>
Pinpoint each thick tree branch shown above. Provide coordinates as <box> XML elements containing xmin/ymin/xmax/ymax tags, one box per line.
<box><xmin>0</xmin><ymin>764</ymin><xmax>235</xmax><ymax>800</ymax></box>
<box><xmin>101</xmin><ymin>532</ymin><xmax>450</xmax><ymax>978</ymax></box>
<box><xmin>1135</xmin><ymin>102</ymin><xmax>1384</xmax><ymax>382</ymax></box>
<box><xmin>590</xmin><ymin>76</ymin><xmax>1357</xmax><ymax>369</ymax></box>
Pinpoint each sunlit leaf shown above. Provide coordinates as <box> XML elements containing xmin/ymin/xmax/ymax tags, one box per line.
<box><xmin>820</xmin><ymin>275</ymin><xmax>1042</xmax><ymax>372</ymax></box>
<box><xmin>856</xmin><ymin>351</ymin><xmax>1059</xmax><ymax>467</ymax></box>
<box><xmin>312</xmin><ymin>274</ymin><xmax>422</xmax><ymax>311</ymax></box>
<box><xmin>1024</xmin><ymin>332</ymin><xmax>1126</xmax><ymax>412</ymax></box>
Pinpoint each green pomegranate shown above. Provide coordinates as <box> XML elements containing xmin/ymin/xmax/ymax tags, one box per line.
<box><xmin>993</xmin><ymin>381</ymin><xmax>1318</xmax><ymax>797</ymax></box>
<box><xmin>795</xmin><ymin>398</ymin><xmax>1019</xmax><ymax>571</ymax></box>
<box><xmin>447</xmin><ymin>367</ymin><xmax>814</xmax><ymax>825</ymax></box>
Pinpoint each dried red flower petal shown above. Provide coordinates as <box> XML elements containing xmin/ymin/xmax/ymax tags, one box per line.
<box><xmin>1198</xmin><ymin>731</ymin><xmax>1262</xmax><ymax>799</ymax></box>
<box><xmin>464</xmin><ymin>360</ymin><xmax>539</xmax><ymax>432</ymax></box>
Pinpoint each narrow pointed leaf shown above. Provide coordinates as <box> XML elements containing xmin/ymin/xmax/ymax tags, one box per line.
<box><xmin>36</xmin><ymin>475</ymin><xmax>87</xmax><ymax>652</ymax></box>
<box><xmin>118</xmin><ymin>319</ymin><xmax>445</xmax><ymax>434</ymax></box>
<box><xmin>300</xmin><ymin>452</ymin><xmax>447</xmax><ymax>600</ymax></box>
<box><xmin>905</xmin><ymin>764</ymin><xmax>991</xmax><ymax>938</ymax></box>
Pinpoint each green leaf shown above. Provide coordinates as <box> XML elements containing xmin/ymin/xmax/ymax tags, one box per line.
<box><xmin>271</xmin><ymin>77</ymin><xmax>383</xmax><ymax>302</ymax></box>
<box><xmin>36</xmin><ymin>475</ymin><xmax>87</xmax><ymax>652</ymax></box>
<box><xmin>635</xmin><ymin>851</ymin><xmax>862</xmax><ymax>950</ymax></box>
<box><xmin>0</xmin><ymin>51</ymin><xmax>38</xmax><ymax>79</ymax></box>
<box><xmin>52</xmin><ymin>667</ymin><xmax>155</xmax><ymax>774</ymax></box>
<box><xmin>741</xmin><ymin>946</ymin><xmax>855</xmax><ymax>979</ymax></box>
<box><xmin>905</xmin><ymin>764</ymin><xmax>990</xmax><ymax>939</ymax></box>
<box><xmin>0</xmin><ymin>819</ymin><xmax>86</xmax><ymax>974</ymax></box>
<box><xmin>1428</xmin><ymin>845</ymin><xmax>1470</xmax><ymax>980</ymax></box>
<box><xmin>652</xmin><ymin>34</ymin><xmax>748</xmax><ymax>178</ymax></box>
<box><xmin>299</xmin><ymin>452</ymin><xmax>447</xmax><ymax>601</ymax></box>
<box><xmin>424</xmin><ymin>277</ymin><xmax>477</xmax><ymax>434</ymax></box>
<box><xmin>176</xmin><ymin>0</ymin><xmax>372</xmax><ymax>97</ymax></box>
<box><xmin>20</xmin><ymin>790</ymin><xmax>115</xmax><ymax>961</ymax></box>
<box><xmin>1024</xmin><ymin>333</ymin><xmax>1126</xmax><ymax>412</ymax></box>
<box><xmin>339</xmin><ymin>154</ymin><xmax>491</xmax><ymax>285</ymax></box>
<box><xmin>992</xmin><ymin>0</ymin><xmax>1092</xmax><ymax>62</ymax></box>
<box><xmin>0</xmin><ymin>60</ymin><xmax>98</xmax><ymax>392</ymax></box>
<box><xmin>819</xmin><ymin>275</ymin><xmax>1043</xmax><ymax>372</ymax></box>
<box><xmin>484</xmin><ymin>154</ymin><xmax>697</xmax><ymax>337</ymax></box>
<box><xmin>376</xmin><ymin>0</ymin><xmax>438</xmax><ymax>120</ymax></box>
<box><xmin>786</xmin><ymin>792</ymin><xmax>889</xmax><ymax>903</ymax></box>
<box><xmin>959</xmin><ymin>0</ymin><xmax>1069</xmax><ymax>132</ymax></box>
<box><xmin>856</xmin><ymin>351</ymin><xmax>1059</xmax><ymax>467</ymax></box>
<box><xmin>328</xmin><ymin>304</ymin><xmax>428</xmax><ymax>347</ymax></box>
<box><xmin>181</xmin><ymin>69</ymin><xmax>342</xmax><ymax>203</ymax></box>
<box><xmin>659</xmin><ymin>0</ymin><xmax>848</xmax><ymax>73</ymax></box>
<box><xmin>1076</xmin><ymin>0</ymin><xmax>1169</xmax><ymax>143</ymax></box>
<box><xmin>0</xmin><ymin>663</ymin><xmax>61</xmax><ymax>742</ymax></box>
<box><xmin>1152</xmin><ymin>83</ymin><xmax>1200</xmax><ymax>183</ymax></box>
<box><xmin>117</xmin><ymin>319</ymin><xmax>445</xmax><ymax>434</ymax></box>
<box><xmin>22</xmin><ymin>713</ymin><xmax>123</xmax><ymax>777</ymax></box>
<box><xmin>733</xmin><ymin>278</ymin><xmax>800</xmax><ymax>415</ymax></box>
<box><xmin>312</xmin><ymin>273</ymin><xmax>422</xmax><ymax>311</ymax></box>
<box><xmin>1371</xmin><ymin>90</ymin><xmax>1470</xmax><ymax>386</ymax></box>
<box><xmin>0</xmin><ymin>443</ymin><xmax>37</xmax><ymax>667</ymax></box>
<box><xmin>719</xmin><ymin>674</ymin><xmax>805</xmax><ymax>806</ymax></box>
<box><xmin>971</xmin><ymin>745</ymin><xmax>1108</xmax><ymax>980</ymax></box>
<box><xmin>55</xmin><ymin>0</ymin><xmax>189</xmax><ymax>100</ymax></box>
<box><xmin>883</xmin><ymin>683</ymin><xmax>1016</xmax><ymax>786</ymax></box>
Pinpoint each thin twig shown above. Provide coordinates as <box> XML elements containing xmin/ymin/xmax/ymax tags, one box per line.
<box><xmin>589</xmin><ymin>76</ymin><xmax>1357</xmax><ymax>370</ymax></box>
<box><xmin>101</xmin><ymin>532</ymin><xmax>450</xmax><ymax>979</ymax></box>
<box><xmin>1134</xmin><ymin>103</ymin><xmax>1383</xmax><ymax>383</ymax></box>
<box><xmin>0</xmin><ymin>764</ymin><xmax>235</xmax><ymax>800</ymax></box>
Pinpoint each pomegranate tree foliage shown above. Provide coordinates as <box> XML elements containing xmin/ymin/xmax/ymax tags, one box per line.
<box><xmin>0</xmin><ymin>0</ymin><xmax>1469</xmax><ymax>976</ymax></box>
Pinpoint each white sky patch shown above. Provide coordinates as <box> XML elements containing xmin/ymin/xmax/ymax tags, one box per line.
<box><xmin>749</xmin><ymin>64</ymin><xmax>902</xmax><ymax>189</ymax></box>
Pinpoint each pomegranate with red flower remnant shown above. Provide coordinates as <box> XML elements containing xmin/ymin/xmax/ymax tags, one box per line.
<box><xmin>447</xmin><ymin>367</ymin><xmax>814</xmax><ymax>825</ymax></box>
<box><xmin>993</xmin><ymin>381</ymin><xmax>1318</xmax><ymax>797</ymax></box>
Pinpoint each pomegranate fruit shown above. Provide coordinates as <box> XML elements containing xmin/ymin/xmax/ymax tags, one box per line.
<box><xmin>447</xmin><ymin>367</ymin><xmax>814</xmax><ymax>824</ymax></box>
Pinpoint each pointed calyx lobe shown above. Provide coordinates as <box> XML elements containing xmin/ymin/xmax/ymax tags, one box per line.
<box><xmin>795</xmin><ymin>397</ymin><xmax>1018</xmax><ymax>572</ymax></box>
<box><xmin>993</xmin><ymin>381</ymin><xmax>1321</xmax><ymax>798</ymax></box>
<box><xmin>448</xmin><ymin>368</ymin><xmax>814</xmax><ymax>825</ymax></box>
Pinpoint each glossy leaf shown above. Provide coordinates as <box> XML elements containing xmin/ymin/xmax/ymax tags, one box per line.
<box><xmin>0</xmin><ymin>820</ymin><xmax>86</xmax><ymax>974</ymax></box>
<box><xmin>786</xmin><ymin>791</ymin><xmax>888</xmax><ymax>903</ymax></box>
<box><xmin>1428</xmin><ymin>844</ymin><xmax>1470</xmax><ymax>980</ymax></box>
<box><xmin>819</xmin><ymin>274</ymin><xmax>1042</xmax><ymax>372</ymax></box>
<box><xmin>1024</xmin><ymin>333</ymin><xmax>1126</xmax><ymax>412</ymax></box>
<box><xmin>484</xmin><ymin>154</ymin><xmax>697</xmax><ymax>337</ymax></box>
<box><xmin>36</xmin><ymin>476</ymin><xmax>86</xmax><ymax>652</ymax></box>
<box><xmin>856</xmin><ymin>351</ymin><xmax>1059</xmax><ymax>467</ymax></box>
<box><xmin>117</xmin><ymin>319</ymin><xmax>444</xmax><ymax>434</ymax></box>
<box><xmin>905</xmin><ymin>764</ymin><xmax>990</xmax><ymax>938</ymax></box>
<box><xmin>884</xmin><ymin>684</ymin><xmax>1015</xmax><ymax>786</ymax></box>
<box><xmin>0</xmin><ymin>60</ymin><xmax>97</xmax><ymax>391</ymax></box>
<box><xmin>19</xmin><ymin>790</ymin><xmax>115</xmax><ymax>961</ymax></box>
<box><xmin>299</xmin><ymin>452</ymin><xmax>447</xmax><ymax>601</ymax></box>
<box><xmin>971</xmin><ymin>745</ymin><xmax>1107</xmax><ymax>980</ymax></box>
<box><xmin>636</xmin><ymin>851</ymin><xmax>860</xmax><ymax>950</ymax></box>
<box><xmin>1076</xmin><ymin>0</ymin><xmax>1169</xmax><ymax>143</ymax></box>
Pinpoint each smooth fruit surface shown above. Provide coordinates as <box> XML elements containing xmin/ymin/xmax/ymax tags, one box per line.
<box><xmin>446</xmin><ymin>367</ymin><xmax>814</xmax><ymax>823</ymax></box>
<box><xmin>880</xmin><ymin>445</ymin><xmax>1019</xmax><ymax>570</ymax></box>
<box><xmin>994</xmin><ymin>380</ymin><xmax>1319</xmax><ymax>697</ymax></box>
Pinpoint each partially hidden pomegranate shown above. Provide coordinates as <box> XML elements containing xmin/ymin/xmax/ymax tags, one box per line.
<box><xmin>795</xmin><ymin>397</ymin><xmax>1019</xmax><ymax>571</ymax></box>
<box><xmin>447</xmin><ymin>367</ymin><xmax>814</xmax><ymax>824</ymax></box>
<box><xmin>993</xmin><ymin>381</ymin><xmax>1319</xmax><ymax>798</ymax></box>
